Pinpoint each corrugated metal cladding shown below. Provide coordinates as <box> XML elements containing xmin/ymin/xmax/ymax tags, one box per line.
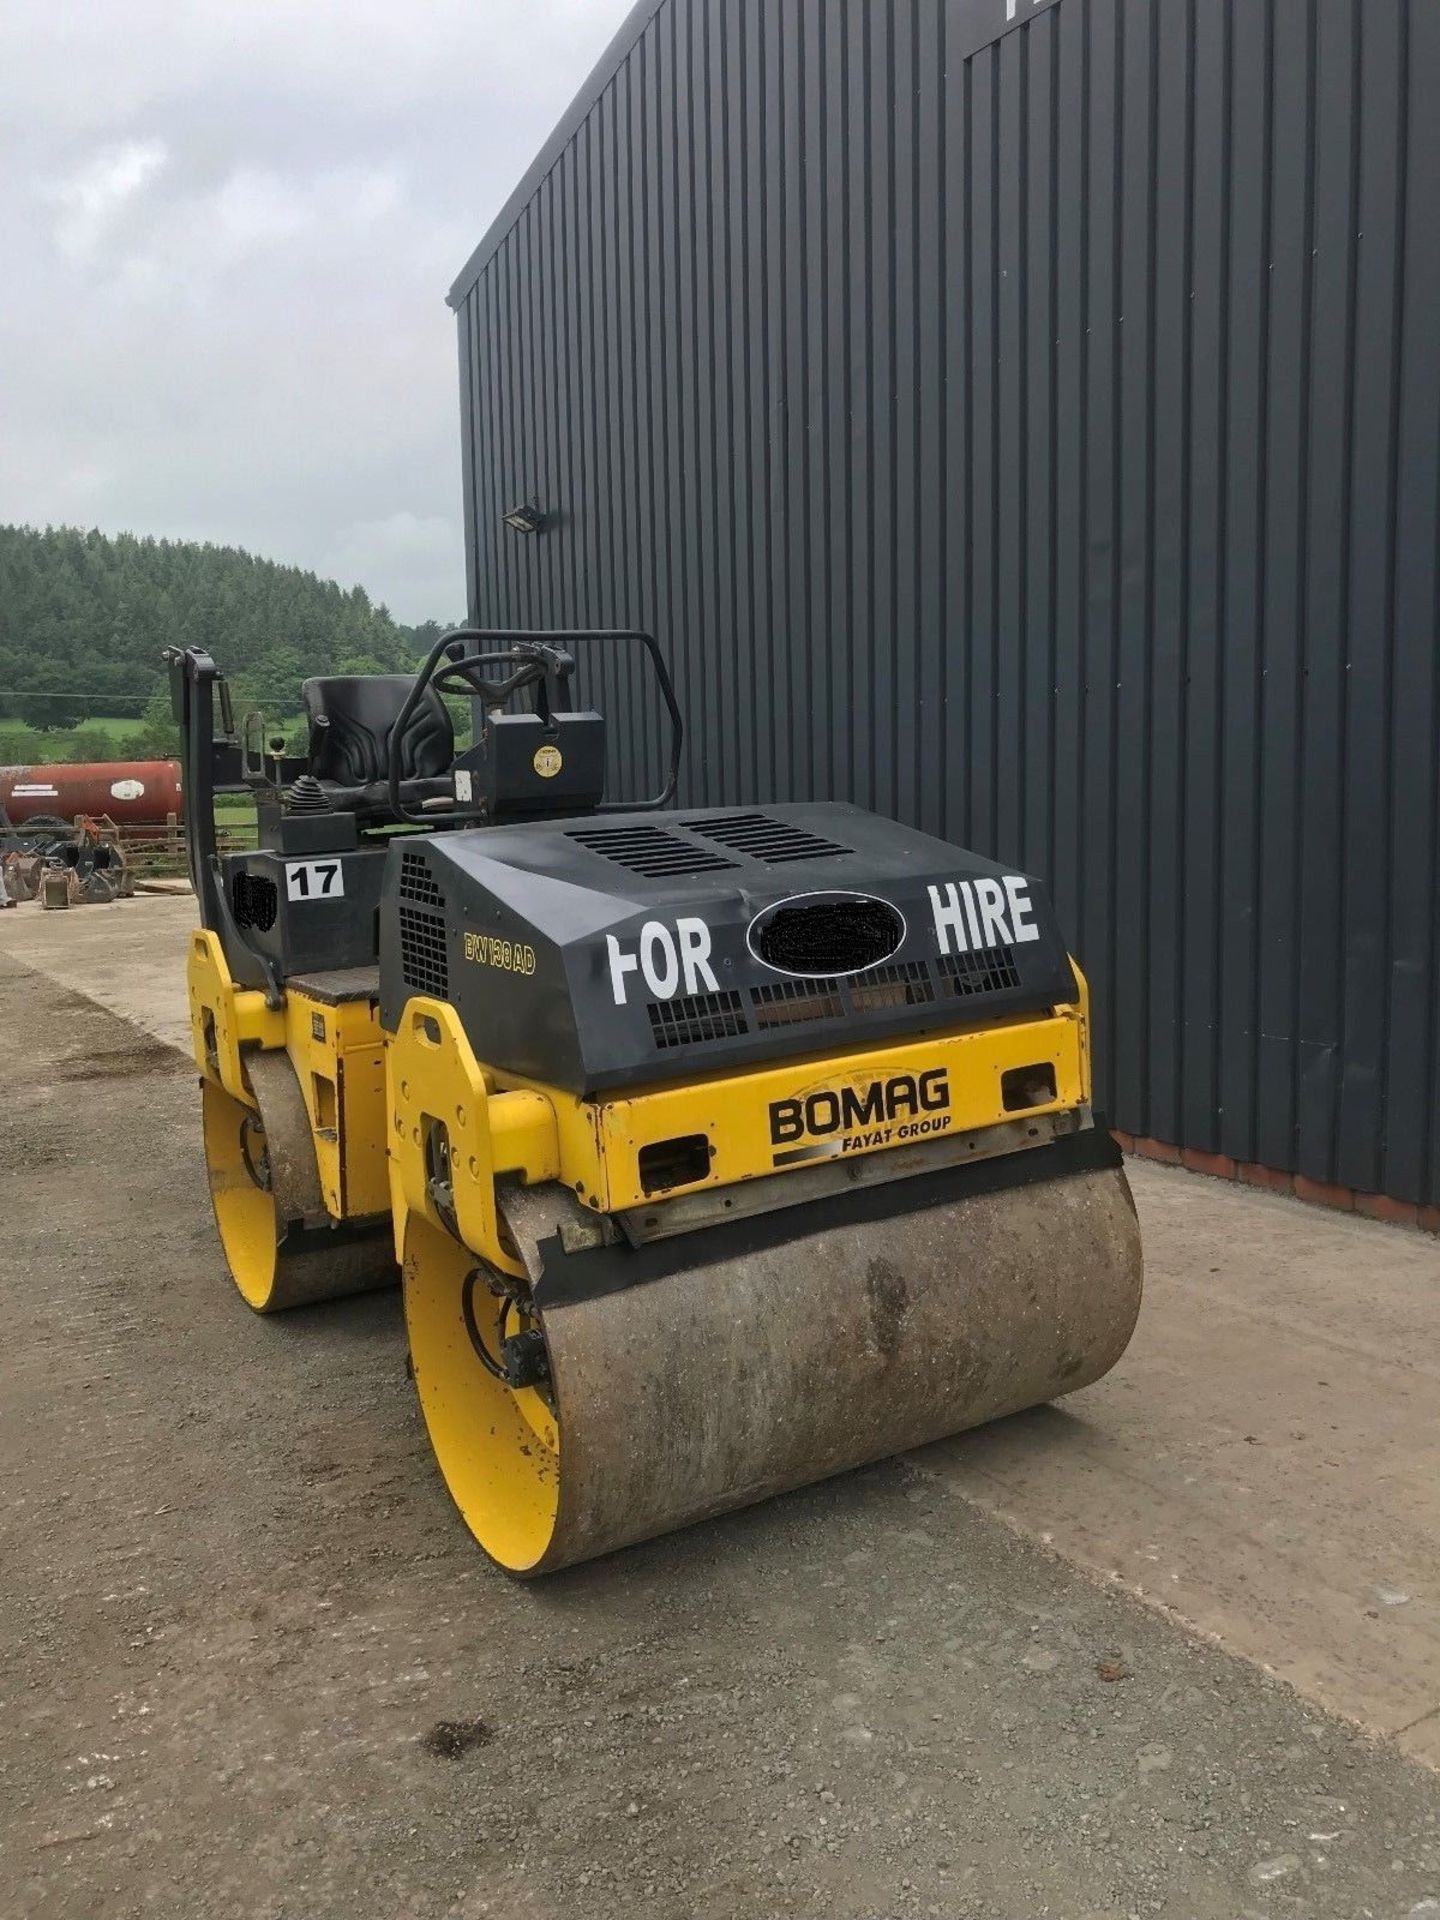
<box><xmin>450</xmin><ymin>0</ymin><xmax>1440</xmax><ymax>1207</ymax></box>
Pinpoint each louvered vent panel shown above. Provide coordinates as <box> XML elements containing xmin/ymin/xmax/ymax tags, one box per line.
<box><xmin>939</xmin><ymin>949</ymin><xmax>1020</xmax><ymax>998</ymax></box>
<box><xmin>567</xmin><ymin>825</ymin><xmax>738</xmax><ymax>878</ymax></box>
<box><xmin>399</xmin><ymin>906</ymin><xmax>449</xmax><ymax>1000</ymax></box>
<box><xmin>647</xmin><ymin>990</ymin><xmax>749</xmax><ymax>1049</ymax></box>
<box><xmin>683</xmin><ymin>812</ymin><xmax>849</xmax><ymax>864</ymax></box>
<box><xmin>749</xmin><ymin>979</ymin><xmax>845</xmax><ymax>1028</ymax></box>
<box><xmin>849</xmin><ymin>962</ymin><xmax>935</xmax><ymax>1012</ymax></box>
<box><xmin>399</xmin><ymin>849</ymin><xmax>444</xmax><ymax>905</ymax></box>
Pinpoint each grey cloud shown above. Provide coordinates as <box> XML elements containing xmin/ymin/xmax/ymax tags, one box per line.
<box><xmin>0</xmin><ymin>0</ymin><xmax>625</xmax><ymax>622</ymax></box>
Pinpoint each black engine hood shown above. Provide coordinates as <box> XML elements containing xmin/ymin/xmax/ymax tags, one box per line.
<box><xmin>378</xmin><ymin>802</ymin><xmax>1077</xmax><ymax>1096</ymax></box>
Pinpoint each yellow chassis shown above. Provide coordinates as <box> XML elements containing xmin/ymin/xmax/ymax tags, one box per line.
<box><xmin>187</xmin><ymin>930</ymin><xmax>388</xmax><ymax>1221</ymax></box>
<box><xmin>187</xmin><ymin>928</ymin><xmax>1092</xmax><ymax>1279</ymax></box>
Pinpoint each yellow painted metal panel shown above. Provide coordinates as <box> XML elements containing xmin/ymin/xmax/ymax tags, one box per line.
<box><xmin>185</xmin><ymin>930</ymin><xmax>283</xmax><ymax>1105</ymax></box>
<box><xmin>386</xmin><ymin>987</ymin><xmax>1091</xmax><ymax>1251</ymax></box>
<box><xmin>282</xmin><ymin>989</ymin><xmax>390</xmax><ymax>1221</ymax></box>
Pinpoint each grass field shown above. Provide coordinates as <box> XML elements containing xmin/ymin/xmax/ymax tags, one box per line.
<box><xmin>0</xmin><ymin>710</ymin><xmax>308</xmax><ymax>766</ymax></box>
<box><xmin>214</xmin><ymin>793</ymin><xmax>257</xmax><ymax>820</ymax></box>
<box><xmin>86</xmin><ymin>714</ymin><xmax>147</xmax><ymax>742</ymax></box>
<box><xmin>0</xmin><ymin>712</ymin><xmax>154</xmax><ymax>764</ymax></box>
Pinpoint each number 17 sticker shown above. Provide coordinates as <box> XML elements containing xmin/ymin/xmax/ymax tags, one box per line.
<box><xmin>285</xmin><ymin>859</ymin><xmax>345</xmax><ymax>901</ymax></box>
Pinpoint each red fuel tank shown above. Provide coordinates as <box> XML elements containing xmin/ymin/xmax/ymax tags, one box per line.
<box><xmin>0</xmin><ymin>760</ymin><xmax>184</xmax><ymax>827</ymax></box>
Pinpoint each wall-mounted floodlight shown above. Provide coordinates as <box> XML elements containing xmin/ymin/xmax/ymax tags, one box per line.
<box><xmin>503</xmin><ymin>502</ymin><xmax>545</xmax><ymax>535</ymax></box>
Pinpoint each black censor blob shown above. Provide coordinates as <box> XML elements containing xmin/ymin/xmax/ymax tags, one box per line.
<box><xmin>754</xmin><ymin>897</ymin><xmax>903</xmax><ymax>977</ymax></box>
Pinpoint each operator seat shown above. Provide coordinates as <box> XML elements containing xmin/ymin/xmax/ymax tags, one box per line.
<box><xmin>300</xmin><ymin>675</ymin><xmax>454</xmax><ymax>820</ymax></box>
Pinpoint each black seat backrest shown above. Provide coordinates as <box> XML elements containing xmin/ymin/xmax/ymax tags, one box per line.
<box><xmin>301</xmin><ymin>676</ymin><xmax>454</xmax><ymax>787</ymax></box>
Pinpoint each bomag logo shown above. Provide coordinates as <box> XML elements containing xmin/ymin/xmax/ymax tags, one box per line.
<box><xmin>768</xmin><ymin>1068</ymin><xmax>951</xmax><ymax>1161</ymax></box>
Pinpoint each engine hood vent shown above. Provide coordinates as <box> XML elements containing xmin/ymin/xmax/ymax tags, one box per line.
<box><xmin>684</xmin><ymin>811</ymin><xmax>849</xmax><ymax>864</ymax></box>
<box><xmin>566</xmin><ymin>824</ymin><xmax>738</xmax><ymax>878</ymax></box>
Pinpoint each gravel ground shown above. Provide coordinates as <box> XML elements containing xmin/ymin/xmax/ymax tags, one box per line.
<box><xmin>2</xmin><ymin>950</ymin><xmax>1438</xmax><ymax>1920</ymax></box>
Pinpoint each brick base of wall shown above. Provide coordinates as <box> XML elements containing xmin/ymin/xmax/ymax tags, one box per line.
<box><xmin>1110</xmin><ymin>1131</ymin><xmax>1439</xmax><ymax>1236</ymax></box>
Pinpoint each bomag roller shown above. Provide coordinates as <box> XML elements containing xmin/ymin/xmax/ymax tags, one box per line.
<box><xmin>168</xmin><ymin>629</ymin><xmax>1142</xmax><ymax>1576</ymax></box>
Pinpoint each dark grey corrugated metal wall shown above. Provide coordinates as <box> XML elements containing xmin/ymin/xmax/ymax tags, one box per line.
<box><xmin>452</xmin><ymin>0</ymin><xmax>1440</xmax><ymax>1207</ymax></box>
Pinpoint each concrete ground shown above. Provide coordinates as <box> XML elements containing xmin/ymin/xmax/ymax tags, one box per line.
<box><xmin>1</xmin><ymin>895</ymin><xmax>1438</xmax><ymax>1918</ymax></box>
<box><xmin>0</xmin><ymin>893</ymin><xmax>197</xmax><ymax>1054</ymax></box>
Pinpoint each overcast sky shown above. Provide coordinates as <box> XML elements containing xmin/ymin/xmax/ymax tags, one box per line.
<box><xmin>0</xmin><ymin>1</ymin><xmax>628</xmax><ymax>623</ymax></box>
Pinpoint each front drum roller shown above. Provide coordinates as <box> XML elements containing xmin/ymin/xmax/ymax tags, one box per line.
<box><xmin>403</xmin><ymin>1159</ymin><xmax>1143</xmax><ymax>1576</ymax></box>
<box><xmin>201</xmin><ymin>1050</ymin><xmax>395</xmax><ymax>1313</ymax></box>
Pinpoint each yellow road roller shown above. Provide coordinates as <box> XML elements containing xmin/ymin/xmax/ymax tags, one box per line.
<box><xmin>168</xmin><ymin>629</ymin><xmax>1142</xmax><ymax>1575</ymax></box>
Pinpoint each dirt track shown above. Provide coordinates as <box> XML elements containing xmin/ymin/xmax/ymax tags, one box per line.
<box><xmin>2</xmin><ymin>937</ymin><xmax>1440</xmax><ymax>1918</ymax></box>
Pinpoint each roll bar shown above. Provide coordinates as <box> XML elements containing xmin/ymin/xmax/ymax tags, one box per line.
<box><xmin>386</xmin><ymin>627</ymin><xmax>684</xmax><ymax>827</ymax></box>
<box><xmin>164</xmin><ymin>644</ymin><xmax>228</xmax><ymax>932</ymax></box>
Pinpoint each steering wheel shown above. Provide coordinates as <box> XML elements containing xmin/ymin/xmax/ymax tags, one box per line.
<box><xmin>433</xmin><ymin>647</ymin><xmax>571</xmax><ymax>708</ymax></box>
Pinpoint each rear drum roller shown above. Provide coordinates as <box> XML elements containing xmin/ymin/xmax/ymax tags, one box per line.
<box><xmin>201</xmin><ymin>1050</ymin><xmax>395</xmax><ymax>1313</ymax></box>
<box><xmin>403</xmin><ymin>1158</ymin><xmax>1143</xmax><ymax>1576</ymax></box>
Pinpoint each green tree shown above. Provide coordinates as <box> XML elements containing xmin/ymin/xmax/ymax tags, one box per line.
<box><xmin>0</xmin><ymin>521</ymin><xmax>459</xmax><ymax>755</ymax></box>
<box><xmin>133</xmin><ymin>689</ymin><xmax>181</xmax><ymax>758</ymax></box>
<box><xmin>0</xmin><ymin>722</ymin><xmax>48</xmax><ymax>765</ymax></box>
<box><xmin>60</xmin><ymin>725</ymin><xmax>118</xmax><ymax>763</ymax></box>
